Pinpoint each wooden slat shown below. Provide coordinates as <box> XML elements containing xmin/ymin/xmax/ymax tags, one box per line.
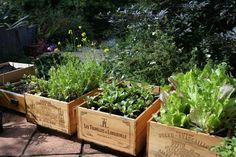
<box><xmin>135</xmin><ymin>99</ymin><xmax>161</xmax><ymax>155</ymax></box>
<box><xmin>147</xmin><ymin>121</ymin><xmax>223</xmax><ymax>157</ymax></box>
<box><xmin>68</xmin><ymin>89</ymin><xmax>101</xmax><ymax>134</ymax></box>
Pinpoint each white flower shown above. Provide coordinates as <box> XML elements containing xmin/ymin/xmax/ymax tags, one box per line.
<box><xmin>206</xmin><ymin>54</ymin><xmax>211</xmax><ymax>58</ymax></box>
<box><xmin>150</xmin><ymin>61</ymin><xmax>156</xmax><ymax>65</ymax></box>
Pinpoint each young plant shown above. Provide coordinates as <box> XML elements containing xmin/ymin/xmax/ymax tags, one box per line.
<box><xmin>155</xmin><ymin>63</ymin><xmax>236</xmax><ymax>135</ymax></box>
<box><xmin>2</xmin><ymin>75</ymin><xmax>33</xmax><ymax>94</ymax></box>
<box><xmin>33</xmin><ymin>52</ymin><xmax>65</xmax><ymax>79</ymax></box>
<box><xmin>29</xmin><ymin>53</ymin><xmax>104</xmax><ymax>102</ymax></box>
<box><xmin>86</xmin><ymin>81</ymin><xmax>157</xmax><ymax>118</ymax></box>
<box><xmin>211</xmin><ymin>137</ymin><xmax>236</xmax><ymax>157</ymax></box>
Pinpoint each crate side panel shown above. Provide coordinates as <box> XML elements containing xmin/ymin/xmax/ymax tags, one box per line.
<box><xmin>78</xmin><ymin>107</ymin><xmax>136</xmax><ymax>155</ymax></box>
<box><xmin>135</xmin><ymin>99</ymin><xmax>161</xmax><ymax>155</ymax></box>
<box><xmin>25</xmin><ymin>94</ymin><xmax>70</xmax><ymax>134</ymax></box>
<box><xmin>0</xmin><ymin>90</ymin><xmax>25</xmax><ymax>113</ymax></box>
<box><xmin>148</xmin><ymin>121</ymin><xmax>223</xmax><ymax>157</ymax></box>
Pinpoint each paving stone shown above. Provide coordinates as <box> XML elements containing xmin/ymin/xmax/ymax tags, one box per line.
<box><xmin>0</xmin><ymin>111</ymin><xmax>36</xmax><ymax>156</ymax></box>
<box><xmin>82</xmin><ymin>143</ymin><xmax>102</xmax><ymax>154</ymax></box>
<box><xmin>81</xmin><ymin>143</ymin><xmax>133</xmax><ymax>157</ymax></box>
<box><xmin>82</xmin><ymin>154</ymin><xmax>120</xmax><ymax>157</ymax></box>
<box><xmin>23</xmin><ymin>155</ymin><xmax>79</xmax><ymax>157</ymax></box>
<box><xmin>24</xmin><ymin>131</ymin><xmax>81</xmax><ymax>156</ymax></box>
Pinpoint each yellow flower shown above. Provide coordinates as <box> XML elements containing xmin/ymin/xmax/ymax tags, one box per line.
<box><xmin>82</xmin><ymin>37</ymin><xmax>87</xmax><ymax>43</ymax></box>
<box><xmin>54</xmin><ymin>48</ymin><xmax>60</xmax><ymax>52</ymax></box>
<box><xmin>68</xmin><ymin>29</ymin><xmax>73</xmax><ymax>35</ymax></box>
<box><xmin>78</xmin><ymin>25</ymin><xmax>82</xmax><ymax>29</ymax></box>
<box><xmin>91</xmin><ymin>41</ymin><xmax>95</xmax><ymax>47</ymax></box>
<box><xmin>77</xmin><ymin>44</ymin><xmax>82</xmax><ymax>48</ymax></box>
<box><xmin>81</xmin><ymin>32</ymin><xmax>86</xmax><ymax>37</ymax></box>
<box><xmin>103</xmin><ymin>48</ymin><xmax>110</xmax><ymax>53</ymax></box>
<box><xmin>57</xmin><ymin>41</ymin><xmax>61</xmax><ymax>45</ymax></box>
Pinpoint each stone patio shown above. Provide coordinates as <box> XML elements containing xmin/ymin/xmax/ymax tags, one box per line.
<box><xmin>0</xmin><ymin>109</ymin><xmax>145</xmax><ymax>157</ymax></box>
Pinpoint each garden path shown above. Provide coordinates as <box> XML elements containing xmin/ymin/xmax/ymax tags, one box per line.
<box><xmin>0</xmin><ymin>109</ymin><xmax>145</xmax><ymax>157</ymax></box>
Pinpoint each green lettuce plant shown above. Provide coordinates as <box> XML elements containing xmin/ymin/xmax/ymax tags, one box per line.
<box><xmin>154</xmin><ymin>63</ymin><xmax>236</xmax><ymax>134</ymax></box>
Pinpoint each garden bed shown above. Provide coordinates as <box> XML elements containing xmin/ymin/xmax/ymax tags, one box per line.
<box><xmin>0</xmin><ymin>62</ymin><xmax>34</xmax><ymax>85</ymax></box>
<box><xmin>0</xmin><ymin>81</ymin><xmax>31</xmax><ymax>113</ymax></box>
<box><xmin>25</xmin><ymin>89</ymin><xmax>100</xmax><ymax>135</ymax></box>
<box><xmin>78</xmin><ymin>98</ymin><xmax>161</xmax><ymax>155</ymax></box>
<box><xmin>77</xmin><ymin>81</ymin><xmax>161</xmax><ymax>155</ymax></box>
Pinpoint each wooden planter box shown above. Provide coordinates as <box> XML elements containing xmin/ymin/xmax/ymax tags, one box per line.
<box><xmin>77</xmin><ymin>98</ymin><xmax>162</xmax><ymax>155</ymax></box>
<box><xmin>147</xmin><ymin>120</ymin><xmax>223</xmax><ymax>157</ymax></box>
<box><xmin>0</xmin><ymin>89</ymin><xmax>26</xmax><ymax>113</ymax></box>
<box><xmin>0</xmin><ymin>62</ymin><xmax>34</xmax><ymax>113</ymax></box>
<box><xmin>0</xmin><ymin>62</ymin><xmax>34</xmax><ymax>85</ymax></box>
<box><xmin>25</xmin><ymin>89</ymin><xmax>100</xmax><ymax>135</ymax></box>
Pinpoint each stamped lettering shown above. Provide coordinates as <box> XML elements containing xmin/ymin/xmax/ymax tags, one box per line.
<box><xmin>29</xmin><ymin>99</ymin><xmax>66</xmax><ymax>129</ymax></box>
<box><xmin>80</xmin><ymin>111</ymin><xmax>131</xmax><ymax>148</ymax></box>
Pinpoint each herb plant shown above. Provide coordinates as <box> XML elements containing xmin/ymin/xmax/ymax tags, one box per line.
<box><xmin>33</xmin><ymin>52</ymin><xmax>65</xmax><ymax>79</ymax></box>
<box><xmin>211</xmin><ymin>137</ymin><xmax>236</xmax><ymax>157</ymax></box>
<box><xmin>29</xmin><ymin>53</ymin><xmax>104</xmax><ymax>102</ymax></box>
<box><xmin>154</xmin><ymin>63</ymin><xmax>236</xmax><ymax>134</ymax></box>
<box><xmin>86</xmin><ymin>81</ymin><xmax>157</xmax><ymax>118</ymax></box>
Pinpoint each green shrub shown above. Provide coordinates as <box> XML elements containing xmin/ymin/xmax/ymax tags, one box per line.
<box><xmin>147</xmin><ymin>0</ymin><xmax>236</xmax><ymax>74</ymax></box>
<box><xmin>108</xmin><ymin>1</ymin><xmax>236</xmax><ymax>78</ymax></box>
<box><xmin>104</xmin><ymin>19</ymin><xmax>190</xmax><ymax>85</ymax></box>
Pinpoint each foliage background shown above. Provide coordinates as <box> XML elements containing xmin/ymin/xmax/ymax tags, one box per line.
<box><xmin>0</xmin><ymin>0</ymin><xmax>236</xmax><ymax>85</ymax></box>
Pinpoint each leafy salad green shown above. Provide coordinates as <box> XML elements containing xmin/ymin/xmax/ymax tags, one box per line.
<box><xmin>86</xmin><ymin>80</ymin><xmax>158</xmax><ymax>118</ymax></box>
<box><xmin>154</xmin><ymin>63</ymin><xmax>236</xmax><ymax>134</ymax></box>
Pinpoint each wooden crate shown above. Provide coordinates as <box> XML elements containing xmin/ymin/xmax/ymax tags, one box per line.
<box><xmin>0</xmin><ymin>89</ymin><xmax>26</xmax><ymax>113</ymax></box>
<box><xmin>25</xmin><ymin>89</ymin><xmax>100</xmax><ymax>135</ymax></box>
<box><xmin>147</xmin><ymin>121</ymin><xmax>223</xmax><ymax>157</ymax></box>
<box><xmin>77</xmin><ymin>98</ymin><xmax>162</xmax><ymax>155</ymax></box>
<box><xmin>0</xmin><ymin>62</ymin><xmax>34</xmax><ymax>85</ymax></box>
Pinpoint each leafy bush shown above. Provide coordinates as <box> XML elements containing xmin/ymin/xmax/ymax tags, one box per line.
<box><xmin>104</xmin><ymin>8</ymin><xmax>190</xmax><ymax>85</ymax></box>
<box><xmin>29</xmin><ymin>53</ymin><xmax>104</xmax><ymax>102</ymax></box>
<box><xmin>107</xmin><ymin>1</ymin><xmax>236</xmax><ymax>82</ymax></box>
<box><xmin>212</xmin><ymin>137</ymin><xmax>236</xmax><ymax>157</ymax></box>
<box><xmin>147</xmin><ymin>0</ymin><xmax>236</xmax><ymax>74</ymax></box>
<box><xmin>86</xmin><ymin>80</ymin><xmax>157</xmax><ymax>118</ymax></box>
<box><xmin>154</xmin><ymin>63</ymin><xmax>236</xmax><ymax>134</ymax></box>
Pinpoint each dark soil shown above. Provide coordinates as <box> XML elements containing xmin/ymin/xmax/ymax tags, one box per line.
<box><xmin>0</xmin><ymin>64</ymin><xmax>18</xmax><ymax>74</ymax></box>
<box><xmin>84</xmin><ymin>103</ymin><xmax>145</xmax><ymax>119</ymax></box>
<box><xmin>13</xmin><ymin>83</ymin><xmax>30</xmax><ymax>94</ymax></box>
<box><xmin>3</xmin><ymin>81</ymin><xmax>30</xmax><ymax>94</ymax></box>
